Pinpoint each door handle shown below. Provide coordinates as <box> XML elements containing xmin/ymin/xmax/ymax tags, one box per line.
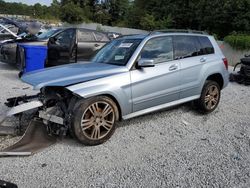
<box><xmin>200</xmin><ymin>57</ymin><xmax>207</xmax><ymax>62</ymax></box>
<box><xmin>95</xmin><ymin>44</ymin><xmax>100</xmax><ymax>47</ymax></box>
<box><xmin>169</xmin><ymin>64</ymin><xmax>178</xmax><ymax>71</ymax></box>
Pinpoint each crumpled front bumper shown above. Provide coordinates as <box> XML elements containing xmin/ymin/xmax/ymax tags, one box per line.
<box><xmin>0</xmin><ymin>100</ymin><xmax>43</xmax><ymax>127</ymax></box>
<box><xmin>6</xmin><ymin>100</ymin><xmax>43</xmax><ymax>117</ymax></box>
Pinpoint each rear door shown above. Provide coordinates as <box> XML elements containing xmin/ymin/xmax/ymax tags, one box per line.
<box><xmin>176</xmin><ymin>35</ymin><xmax>215</xmax><ymax>98</ymax></box>
<box><xmin>77</xmin><ymin>29</ymin><xmax>106</xmax><ymax>61</ymax></box>
<box><xmin>47</xmin><ymin>28</ymin><xmax>77</xmax><ymax>67</ymax></box>
<box><xmin>130</xmin><ymin>36</ymin><xmax>181</xmax><ymax>112</ymax></box>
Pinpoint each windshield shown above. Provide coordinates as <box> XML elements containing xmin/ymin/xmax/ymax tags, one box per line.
<box><xmin>92</xmin><ymin>38</ymin><xmax>142</xmax><ymax>66</ymax></box>
<box><xmin>37</xmin><ymin>29</ymin><xmax>60</xmax><ymax>40</ymax></box>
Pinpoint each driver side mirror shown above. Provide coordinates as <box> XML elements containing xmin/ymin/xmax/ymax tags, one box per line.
<box><xmin>137</xmin><ymin>59</ymin><xmax>155</xmax><ymax>68</ymax></box>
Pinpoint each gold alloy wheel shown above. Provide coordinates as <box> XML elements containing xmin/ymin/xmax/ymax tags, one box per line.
<box><xmin>204</xmin><ymin>85</ymin><xmax>219</xmax><ymax>110</ymax></box>
<box><xmin>80</xmin><ymin>102</ymin><xmax>115</xmax><ymax>140</ymax></box>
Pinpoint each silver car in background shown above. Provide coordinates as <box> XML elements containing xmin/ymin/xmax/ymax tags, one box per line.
<box><xmin>7</xmin><ymin>30</ymin><xmax>229</xmax><ymax>145</ymax></box>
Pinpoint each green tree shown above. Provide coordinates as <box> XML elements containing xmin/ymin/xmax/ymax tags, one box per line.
<box><xmin>127</xmin><ymin>0</ymin><xmax>173</xmax><ymax>30</ymax></box>
<box><xmin>0</xmin><ymin>0</ymin><xmax>250</xmax><ymax>38</ymax></box>
<box><xmin>60</xmin><ymin>2</ymin><xmax>86</xmax><ymax>23</ymax></box>
<box><xmin>139</xmin><ymin>14</ymin><xmax>156</xmax><ymax>30</ymax></box>
<box><xmin>33</xmin><ymin>3</ymin><xmax>43</xmax><ymax>18</ymax></box>
<box><xmin>102</xmin><ymin>0</ymin><xmax>130</xmax><ymax>25</ymax></box>
<box><xmin>94</xmin><ymin>3</ymin><xmax>111</xmax><ymax>25</ymax></box>
<box><xmin>49</xmin><ymin>0</ymin><xmax>60</xmax><ymax>19</ymax></box>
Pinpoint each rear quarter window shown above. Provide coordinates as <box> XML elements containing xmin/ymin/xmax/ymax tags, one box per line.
<box><xmin>198</xmin><ymin>36</ymin><xmax>215</xmax><ymax>55</ymax></box>
<box><xmin>94</xmin><ymin>32</ymin><xmax>109</xmax><ymax>42</ymax></box>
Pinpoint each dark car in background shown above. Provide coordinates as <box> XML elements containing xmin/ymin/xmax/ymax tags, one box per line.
<box><xmin>46</xmin><ymin>28</ymin><xmax>110</xmax><ymax>67</ymax></box>
<box><xmin>0</xmin><ymin>28</ymin><xmax>62</xmax><ymax>65</ymax></box>
<box><xmin>1</xmin><ymin>27</ymin><xmax>110</xmax><ymax>69</ymax></box>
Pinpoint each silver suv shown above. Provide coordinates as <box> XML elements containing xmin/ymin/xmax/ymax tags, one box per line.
<box><xmin>8</xmin><ymin>30</ymin><xmax>229</xmax><ymax>145</ymax></box>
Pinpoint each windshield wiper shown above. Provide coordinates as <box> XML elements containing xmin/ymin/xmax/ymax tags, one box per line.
<box><xmin>103</xmin><ymin>62</ymin><xmax>125</xmax><ymax>66</ymax></box>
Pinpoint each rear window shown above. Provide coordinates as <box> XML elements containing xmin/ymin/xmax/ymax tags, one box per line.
<box><xmin>198</xmin><ymin>36</ymin><xmax>215</xmax><ymax>55</ymax></box>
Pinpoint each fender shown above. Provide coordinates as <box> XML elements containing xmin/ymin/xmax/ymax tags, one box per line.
<box><xmin>66</xmin><ymin>72</ymin><xmax>132</xmax><ymax>116</ymax></box>
<box><xmin>199</xmin><ymin>58</ymin><xmax>229</xmax><ymax>94</ymax></box>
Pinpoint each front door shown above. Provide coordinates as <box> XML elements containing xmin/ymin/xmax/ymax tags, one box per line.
<box><xmin>130</xmin><ymin>36</ymin><xmax>181</xmax><ymax>112</ymax></box>
<box><xmin>47</xmin><ymin>28</ymin><xmax>76</xmax><ymax>67</ymax></box>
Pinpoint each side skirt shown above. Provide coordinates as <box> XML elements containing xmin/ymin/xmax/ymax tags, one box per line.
<box><xmin>122</xmin><ymin>95</ymin><xmax>200</xmax><ymax>120</ymax></box>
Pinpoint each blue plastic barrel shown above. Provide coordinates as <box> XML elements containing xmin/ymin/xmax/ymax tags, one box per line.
<box><xmin>18</xmin><ymin>44</ymin><xmax>47</xmax><ymax>73</ymax></box>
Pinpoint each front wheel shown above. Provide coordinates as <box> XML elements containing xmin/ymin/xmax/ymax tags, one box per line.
<box><xmin>72</xmin><ymin>96</ymin><xmax>119</xmax><ymax>146</ymax></box>
<box><xmin>195</xmin><ymin>81</ymin><xmax>221</xmax><ymax>113</ymax></box>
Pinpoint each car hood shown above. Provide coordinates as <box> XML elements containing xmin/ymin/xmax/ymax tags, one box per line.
<box><xmin>21</xmin><ymin>62</ymin><xmax>128</xmax><ymax>90</ymax></box>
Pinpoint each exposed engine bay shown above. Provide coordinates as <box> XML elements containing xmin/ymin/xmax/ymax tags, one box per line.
<box><xmin>3</xmin><ymin>86</ymin><xmax>79</xmax><ymax>137</ymax></box>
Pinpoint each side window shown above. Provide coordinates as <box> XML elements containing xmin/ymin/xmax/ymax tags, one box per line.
<box><xmin>140</xmin><ymin>36</ymin><xmax>174</xmax><ymax>64</ymax></box>
<box><xmin>78</xmin><ymin>30</ymin><xmax>95</xmax><ymax>42</ymax></box>
<box><xmin>174</xmin><ymin>36</ymin><xmax>200</xmax><ymax>59</ymax></box>
<box><xmin>94</xmin><ymin>32</ymin><xmax>109</xmax><ymax>42</ymax></box>
<box><xmin>94</xmin><ymin>32</ymin><xmax>103</xmax><ymax>41</ymax></box>
<box><xmin>198</xmin><ymin>36</ymin><xmax>215</xmax><ymax>55</ymax></box>
<box><xmin>55</xmin><ymin>29</ymin><xmax>75</xmax><ymax>46</ymax></box>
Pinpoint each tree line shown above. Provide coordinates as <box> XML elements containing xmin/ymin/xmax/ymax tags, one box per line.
<box><xmin>0</xmin><ymin>0</ymin><xmax>250</xmax><ymax>38</ymax></box>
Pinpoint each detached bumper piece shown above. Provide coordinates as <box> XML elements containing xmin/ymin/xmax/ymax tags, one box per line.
<box><xmin>0</xmin><ymin>126</ymin><xmax>15</xmax><ymax>136</ymax></box>
<box><xmin>1</xmin><ymin>95</ymin><xmax>65</xmax><ymax>157</ymax></box>
<box><xmin>0</xmin><ymin>97</ymin><xmax>42</xmax><ymax>136</ymax></box>
<box><xmin>6</xmin><ymin>101</ymin><xmax>43</xmax><ymax>117</ymax></box>
<box><xmin>0</xmin><ymin>119</ymin><xmax>57</xmax><ymax>157</ymax></box>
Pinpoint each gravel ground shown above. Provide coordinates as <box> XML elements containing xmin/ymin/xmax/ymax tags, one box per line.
<box><xmin>0</xmin><ymin>62</ymin><xmax>249</xmax><ymax>188</ymax></box>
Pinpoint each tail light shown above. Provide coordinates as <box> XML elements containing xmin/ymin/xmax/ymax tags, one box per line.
<box><xmin>223</xmin><ymin>58</ymin><xmax>228</xmax><ymax>70</ymax></box>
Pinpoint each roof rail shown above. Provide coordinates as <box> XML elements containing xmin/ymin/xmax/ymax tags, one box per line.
<box><xmin>149</xmin><ymin>29</ymin><xmax>208</xmax><ymax>35</ymax></box>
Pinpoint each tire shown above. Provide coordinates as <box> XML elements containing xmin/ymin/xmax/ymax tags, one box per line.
<box><xmin>195</xmin><ymin>80</ymin><xmax>221</xmax><ymax>114</ymax></box>
<box><xmin>72</xmin><ymin>96</ymin><xmax>119</xmax><ymax>146</ymax></box>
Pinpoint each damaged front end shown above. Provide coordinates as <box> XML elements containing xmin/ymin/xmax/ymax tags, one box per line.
<box><xmin>0</xmin><ymin>86</ymin><xmax>79</xmax><ymax>156</ymax></box>
<box><xmin>3</xmin><ymin>86</ymin><xmax>79</xmax><ymax>137</ymax></box>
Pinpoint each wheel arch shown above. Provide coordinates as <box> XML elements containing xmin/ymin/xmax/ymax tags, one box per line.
<box><xmin>75</xmin><ymin>93</ymin><xmax>123</xmax><ymax>121</ymax></box>
<box><xmin>101</xmin><ymin>94</ymin><xmax>122</xmax><ymax>121</ymax></box>
<box><xmin>206</xmin><ymin>73</ymin><xmax>224</xmax><ymax>89</ymax></box>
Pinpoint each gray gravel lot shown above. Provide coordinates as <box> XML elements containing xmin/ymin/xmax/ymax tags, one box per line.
<box><xmin>0</xmin><ymin>62</ymin><xmax>249</xmax><ymax>188</ymax></box>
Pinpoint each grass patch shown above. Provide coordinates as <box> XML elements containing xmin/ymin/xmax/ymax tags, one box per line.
<box><xmin>224</xmin><ymin>34</ymin><xmax>250</xmax><ymax>50</ymax></box>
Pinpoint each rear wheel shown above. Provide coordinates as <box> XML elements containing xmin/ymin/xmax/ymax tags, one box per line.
<box><xmin>72</xmin><ymin>96</ymin><xmax>119</xmax><ymax>146</ymax></box>
<box><xmin>195</xmin><ymin>81</ymin><xmax>221</xmax><ymax>113</ymax></box>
